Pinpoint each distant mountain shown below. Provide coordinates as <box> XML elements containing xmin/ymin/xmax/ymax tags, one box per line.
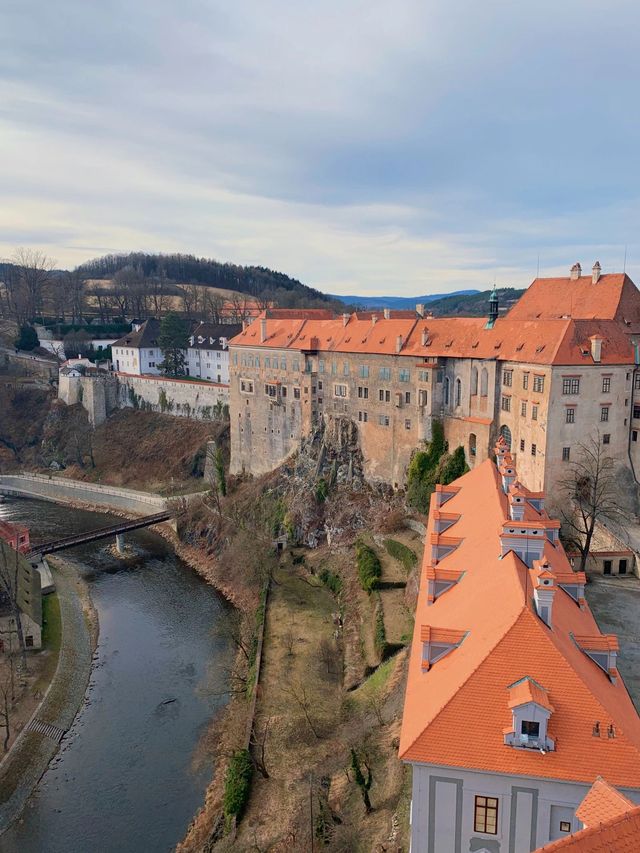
<box><xmin>427</xmin><ymin>287</ymin><xmax>525</xmax><ymax>317</ymax></box>
<box><xmin>328</xmin><ymin>290</ymin><xmax>480</xmax><ymax>310</ymax></box>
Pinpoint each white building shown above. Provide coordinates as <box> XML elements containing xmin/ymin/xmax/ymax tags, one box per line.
<box><xmin>112</xmin><ymin>319</ymin><xmax>163</xmax><ymax>375</ymax></box>
<box><xmin>186</xmin><ymin>322</ymin><xmax>241</xmax><ymax>384</ymax></box>
<box><xmin>400</xmin><ymin>439</ymin><xmax>640</xmax><ymax>852</ymax></box>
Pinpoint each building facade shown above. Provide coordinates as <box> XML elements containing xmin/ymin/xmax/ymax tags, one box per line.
<box><xmin>399</xmin><ymin>442</ymin><xmax>640</xmax><ymax>852</ymax></box>
<box><xmin>186</xmin><ymin>322</ymin><xmax>241</xmax><ymax>384</ymax></box>
<box><xmin>0</xmin><ymin>541</ymin><xmax>42</xmax><ymax>651</ymax></box>
<box><xmin>112</xmin><ymin>318</ymin><xmax>163</xmax><ymax>375</ymax></box>
<box><xmin>228</xmin><ymin>264</ymin><xmax>640</xmax><ymax>496</ymax></box>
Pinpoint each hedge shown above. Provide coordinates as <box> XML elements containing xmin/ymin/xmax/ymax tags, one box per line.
<box><xmin>356</xmin><ymin>540</ymin><xmax>382</xmax><ymax>592</ymax></box>
<box><xmin>223</xmin><ymin>748</ymin><xmax>253</xmax><ymax>827</ymax></box>
<box><xmin>384</xmin><ymin>539</ymin><xmax>418</xmax><ymax>573</ymax></box>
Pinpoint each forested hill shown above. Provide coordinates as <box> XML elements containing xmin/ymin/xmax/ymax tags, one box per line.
<box><xmin>427</xmin><ymin>287</ymin><xmax>524</xmax><ymax>316</ymax></box>
<box><xmin>76</xmin><ymin>252</ymin><xmax>339</xmax><ymax>308</ymax></box>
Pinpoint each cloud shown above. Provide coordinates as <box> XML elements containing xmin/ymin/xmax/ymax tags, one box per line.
<box><xmin>1</xmin><ymin>1</ymin><xmax>640</xmax><ymax>294</ymax></box>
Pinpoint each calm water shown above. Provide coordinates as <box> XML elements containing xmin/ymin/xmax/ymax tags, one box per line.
<box><xmin>0</xmin><ymin>497</ymin><xmax>231</xmax><ymax>853</ymax></box>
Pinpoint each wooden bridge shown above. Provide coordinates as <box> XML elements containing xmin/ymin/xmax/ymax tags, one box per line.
<box><xmin>26</xmin><ymin>510</ymin><xmax>173</xmax><ymax>560</ymax></box>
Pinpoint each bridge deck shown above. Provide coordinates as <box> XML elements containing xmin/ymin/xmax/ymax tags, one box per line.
<box><xmin>27</xmin><ymin>511</ymin><xmax>172</xmax><ymax>558</ymax></box>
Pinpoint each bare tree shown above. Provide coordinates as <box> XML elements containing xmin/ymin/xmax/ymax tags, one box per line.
<box><xmin>557</xmin><ymin>435</ymin><xmax>628</xmax><ymax>573</ymax></box>
<box><xmin>250</xmin><ymin>715</ymin><xmax>272</xmax><ymax>779</ymax></box>
<box><xmin>318</xmin><ymin>637</ymin><xmax>335</xmax><ymax>675</ymax></box>
<box><xmin>285</xmin><ymin>681</ymin><xmax>321</xmax><ymax>739</ymax></box>
<box><xmin>0</xmin><ymin>667</ymin><xmax>12</xmax><ymax>752</ymax></box>
<box><xmin>0</xmin><ymin>544</ymin><xmax>28</xmax><ymax>671</ymax></box>
<box><xmin>12</xmin><ymin>247</ymin><xmax>56</xmax><ymax>320</ymax></box>
<box><xmin>282</xmin><ymin>629</ymin><xmax>296</xmax><ymax>657</ymax></box>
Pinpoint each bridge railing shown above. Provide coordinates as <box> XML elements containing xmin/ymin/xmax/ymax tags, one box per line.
<box><xmin>0</xmin><ymin>474</ymin><xmax>167</xmax><ymax>511</ymax></box>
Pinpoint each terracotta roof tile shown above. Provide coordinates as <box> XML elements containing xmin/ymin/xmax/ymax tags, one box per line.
<box><xmin>399</xmin><ymin>459</ymin><xmax>640</xmax><ymax>787</ymax></box>
<box><xmin>576</xmin><ymin>777</ymin><xmax>636</xmax><ymax>826</ymax></box>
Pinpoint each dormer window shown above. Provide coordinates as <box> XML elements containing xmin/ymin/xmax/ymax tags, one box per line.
<box><xmin>420</xmin><ymin>627</ymin><xmax>467</xmax><ymax>671</ymax></box>
<box><xmin>505</xmin><ymin>677</ymin><xmax>555</xmax><ymax>751</ymax></box>
<box><xmin>573</xmin><ymin>634</ymin><xmax>619</xmax><ymax>682</ymax></box>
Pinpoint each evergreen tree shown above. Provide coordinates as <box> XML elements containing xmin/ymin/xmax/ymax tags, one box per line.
<box><xmin>158</xmin><ymin>312</ymin><xmax>186</xmax><ymax>377</ymax></box>
<box><xmin>14</xmin><ymin>324</ymin><xmax>39</xmax><ymax>351</ymax></box>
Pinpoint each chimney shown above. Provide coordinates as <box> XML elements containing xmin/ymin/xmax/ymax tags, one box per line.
<box><xmin>342</xmin><ymin>313</ymin><xmax>350</xmax><ymax>327</ymax></box>
<box><xmin>383</xmin><ymin>308</ymin><xmax>390</xmax><ymax>320</ymax></box>
<box><xmin>242</xmin><ymin>320</ymin><xmax>247</xmax><ymax>332</ymax></box>
<box><xmin>260</xmin><ymin>318</ymin><xmax>267</xmax><ymax>343</ymax></box>
<box><xmin>396</xmin><ymin>334</ymin><xmax>403</xmax><ymax>353</ymax></box>
<box><xmin>570</xmin><ymin>262</ymin><xmax>582</xmax><ymax>280</ymax></box>
<box><xmin>416</xmin><ymin>303</ymin><xmax>425</xmax><ymax>317</ymax></box>
<box><xmin>371</xmin><ymin>314</ymin><xmax>378</xmax><ymax>326</ymax></box>
<box><xmin>590</xmin><ymin>335</ymin><xmax>602</xmax><ymax>363</ymax></box>
<box><xmin>421</xmin><ymin>328</ymin><xmax>429</xmax><ymax>346</ymax></box>
<box><xmin>592</xmin><ymin>261</ymin><xmax>602</xmax><ymax>284</ymax></box>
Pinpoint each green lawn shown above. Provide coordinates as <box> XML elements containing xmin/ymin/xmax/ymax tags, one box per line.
<box><xmin>35</xmin><ymin>593</ymin><xmax>62</xmax><ymax>692</ymax></box>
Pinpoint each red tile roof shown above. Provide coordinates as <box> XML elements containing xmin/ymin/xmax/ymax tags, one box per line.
<box><xmin>399</xmin><ymin>458</ymin><xmax>640</xmax><ymax>787</ymax></box>
<box><xmin>535</xmin><ymin>778</ymin><xmax>640</xmax><ymax>851</ymax></box>
<box><xmin>508</xmin><ymin>273</ymin><xmax>640</xmax><ymax>326</ymax></box>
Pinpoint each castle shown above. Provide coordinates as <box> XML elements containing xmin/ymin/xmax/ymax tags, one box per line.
<box><xmin>228</xmin><ymin>263</ymin><xmax>640</xmax><ymax>499</ymax></box>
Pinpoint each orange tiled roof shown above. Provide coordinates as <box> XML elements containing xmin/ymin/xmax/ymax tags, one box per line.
<box><xmin>508</xmin><ymin>273</ymin><xmax>640</xmax><ymax>325</ymax></box>
<box><xmin>508</xmin><ymin>676</ymin><xmax>554</xmax><ymax>712</ymax></box>
<box><xmin>229</xmin><ymin>310</ymin><xmax>635</xmax><ymax>365</ymax></box>
<box><xmin>535</xmin><ymin>777</ymin><xmax>640</xmax><ymax>851</ymax></box>
<box><xmin>399</xmin><ymin>459</ymin><xmax>640</xmax><ymax>787</ymax></box>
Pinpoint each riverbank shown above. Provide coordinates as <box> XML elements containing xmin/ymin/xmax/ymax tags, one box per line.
<box><xmin>0</xmin><ymin>557</ymin><xmax>97</xmax><ymax>832</ymax></box>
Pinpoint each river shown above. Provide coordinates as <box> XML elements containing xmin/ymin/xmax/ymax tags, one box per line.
<box><xmin>0</xmin><ymin>496</ymin><xmax>231</xmax><ymax>853</ymax></box>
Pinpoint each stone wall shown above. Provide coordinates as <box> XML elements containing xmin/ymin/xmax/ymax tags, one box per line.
<box><xmin>117</xmin><ymin>374</ymin><xmax>228</xmax><ymax>421</ymax></box>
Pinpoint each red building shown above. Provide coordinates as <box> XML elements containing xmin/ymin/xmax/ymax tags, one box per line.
<box><xmin>0</xmin><ymin>520</ymin><xmax>30</xmax><ymax>554</ymax></box>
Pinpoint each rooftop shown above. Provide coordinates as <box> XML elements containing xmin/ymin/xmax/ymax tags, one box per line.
<box><xmin>399</xmin><ymin>452</ymin><xmax>640</xmax><ymax>788</ymax></box>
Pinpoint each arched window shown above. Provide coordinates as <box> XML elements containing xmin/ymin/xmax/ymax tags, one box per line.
<box><xmin>469</xmin><ymin>433</ymin><xmax>477</xmax><ymax>457</ymax></box>
<box><xmin>499</xmin><ymin>424</ymin><xmax>512</xmax><ymax>450</ymax></box>
<box><xmin>444</xmin><ymin>376</ymin><xmax>450</xmax><ymax>406</ymax></box>
<box><xmin>471</xmin><ymin>366</ymin><xmax>478</xmax><ymax>396</ymax></box>
<box><xmin>480</xmin><ymin>367</ymin><xmax>488</xmax><ymax>397</ymax></box>
<box><xmin>455</xmin><ymin>378</ymin><xmax>462</xmax><ymax>407</ymax></box>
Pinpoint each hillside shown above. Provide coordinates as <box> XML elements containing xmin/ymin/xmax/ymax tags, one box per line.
<box><xmin>77</xmin><ymin>252</ymin><xmax>344</xmax><ymax>310</ymax></box>
<box><xmin>329</xmin><ymin>289</ymin><xmax>479</xmax><ymax>310</ymax></box>
<box><xmin>427</xmin><ymin>286</ymin><xmax>524</xmax><ymax>316</ymax></box>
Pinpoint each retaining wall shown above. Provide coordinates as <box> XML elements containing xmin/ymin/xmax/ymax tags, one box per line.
<box><xmin>0</xmin><ymin>474</ymin><xmax>167</xmax><ymax>515</ymax></box>
<box><xmin>117</xmin><ymin>373</ymin><xmax>229</xmax><ymax>420</ymax></box>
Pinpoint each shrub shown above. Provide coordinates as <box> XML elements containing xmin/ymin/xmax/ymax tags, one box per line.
<box><xmin>356</xmin><ymin>540</ymin><xmax>382</xmax><ymax>592</ymax></box>
<box><xmin>406</xmin><ymin>420</ymin><xmax>446</xmax><ymax>513</ymax></box>
<box><xmin>373</xmin><ymin>594</ymin><xmax>387</xmax><ymax>656</ymax></box>
<box><xmin>440</xmin><ymin>446</ymin><xmax>469</xmax><ymax>485</ymax></box>
<box><xmin>315</xmin><ymin>478</ymin><xmax>328</xmax><ymax>503</ymax></box>
<box><xmin>319</xmin><ymin>567</ymin><xmax>342</xmax><ymax>595</ymax></box>
<box><xmin>15</xmin><ymin>324</ymin><xmax>39</xmax><ymax>351</ymax></box>
<box><xmin>384</xmin><ymin>539</ymin><xmax>417</xmax><ymax>573</ymax></box>
<box><xmin>222</xmin><ymin>749</ymin><xmax>253</xmax><ymax>827</ymax></box>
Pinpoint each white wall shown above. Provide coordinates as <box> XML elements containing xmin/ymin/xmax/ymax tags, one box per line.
<box><xmin>112</xmin><ymin>346</ymin><xmax>162</xmax><ymax>375</ymax></box>
<box><xmin>186</xmin><ymin>348</ymin><xmax>229</xmax><ymax>384</ymax></box>
<box><xmin>409</xmin><ymin>762</ymin><xmax>640</xmax><ymax>853</ymax></box>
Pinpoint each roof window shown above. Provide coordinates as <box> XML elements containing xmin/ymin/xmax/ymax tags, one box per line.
<box><xmin>573</xmin><ymin>634</ymin><xmax>619</xmax><ymax>682</ymax></box>
<box><xmin>504</xmin><ymin>677</ymin><xmax>555</xmax><ymax>752</ymax></box>
<box><xmin>420</xmin><ymin>626</ymin><xmax>467</xmax><ymax>670</ymax></box>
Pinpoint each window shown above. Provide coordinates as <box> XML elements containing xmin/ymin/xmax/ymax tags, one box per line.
<box><xmin>470</xmin><ymin>433</ymin><xmax>477</xmax><ymax>457</ymax></box>
<box><xmin>522</xmin><ymin>372</ymin><xmax>529</xmax><ymax>390</ymax></box>
<box><xmin>358</xmin><ymin>386</ymin><xmax>369</xmax><ymax>399</ymax></box>
<box><xmin>379</xmin><ymin>367</ymin><xmax>391</xmax><ymax>380</ymax></box>
<box><xmin>474</xmin><ymin>796</ymin><xmax>498</xmax><ymax>835</ymax></box>
<box><xmin>603</xmin><ymin>433</ymin><xmax>611</xmax><ymax>445</ymax></box>
<box><xmin>501</xmin><ymin>395</ymin><xmax>511</xmax><ymax>412</ymax></box>
<box><xmin>503</xmin><ymin>370</ymin><xmax>513</xmax><ymax>387</ymax></box>
<box><xmin>265</xmin><ymin>384</ymin><xmax>277</xmax><ymax>397</ymax></box>
<box><xmin>455</xmin><ymin>378</ymin><xmax>462</xmax><ymax>407</ymax></box>
<box><xmin>334</xmin><ymin>384</ymin><xmax>347</xmax><ymax>397</ymax></box>
<box><xmin>343</xmin><ymin>361</ymin><xmax>350</xmax><ymax>376</ymax></box>
<box><xmin>405</xmin><ymin>391</ymin><xmax>411</xmax><ymax>404</ymax></box>
<box><xmin>444</xmin><ymin>377</ymin><xmax>450</xmax><ymax>405</ymax></box>
<box><xmin>399</xmin><ymin>368</ymin><xmax>410</xmax><ymax>383</ymax></box>
<box><xmin>418</xmin><ymin>369</ymin><xmax>429</xmax><ymax>382</ymax></box>
<box><xmin>418</xmin><ymin>389</ymin><xmax>428</xmax><ymax>407</ymax></box>
<box><xmin>531</xmin><ymin>443</ymin><xmax>537</xmax><ymax>457</ymax></box>
<box><xmin>533</xmin><ymin>375</ymin><xmax>545</xmax><ymax>393</ymax></box>
<box><xmin>359</xmin><ymin>365</ymin><xmax>369</xmax><ymax>378</ymax></box>
<box><xmin>404</xmin><ymin>419</ymin><xmax>411</xmax><ymax>430</ymax></box>
<box><xmin>521</xmin><ymin>401</ymin><xmax>527</xmax><ymax>417</ymax></box>
<box><xmin>281</xmin><ymin>386</ymin><xmax>287</xmax><ymax>398</ymax></box>
<box><xmin>521</xmin><ymin>720</ymin><xmax>540</xmax><ymax>738</ymax></box>
<box><xmin>520</xmin><ymin>439</ymin><xmax>525</xmax><ymax>452</ymax></box>
<box><xmin>318</xmin><ymin>381</ymin><xmax>323</xmax><ymax>390</ymax></box>
<box><xmin>331</xmin><ymin>361</ymin><xmax>337</xmax><ymax>375</ymax></box>
<box><xmin>25</xmin><ymin>635</ymin><xmax>34</xmax><ymax>648</ymax></box>
<box><xmin>292</xmin><ymin>359</ymin><xmax>300</xmax><ymax>372</ymax></box>
<box><xmin>562</xmin><ymin>377</ymin><xmax>580</xmax><ymax>395</ymax></box>
<box><xmin>634</xmin><ymin>405</ymin><xmax>640</xmax><ymax>419</ymax></box>
<box><xmin>480</xmin><ymin>368</ymin><xmax>488</xmax><ymax>397</ymax></box>
<box><xmin>634</xmin><ymin>430</ymin><xmax>638</xmax><ymax>442</ymax></box>
<box><xmin>562</xmin><ymin>447</ymin><xmax>571</xmax><ymax>461</ymax></box>
<box><xmin>471</xmin><ymin>366</ymin><xmax>478</xmax><ymax>395</ymax></box>
<box><xmin>379</xmin><ymin>389</ymin><xmax>390</xmax><ymax>402</ymax></box>
<box><xmin>280</xmin><ymin>358</ymin><xmax>286</xmax><ymax>370</ymax></box>
<box><xmin>559</xmin><ymin>821</ymin><xmax>571</xmax><ymax>834</ymax></box>
<box><xmin>601</xmin><ymin>406</ymin><xmax>609</xmax><ymax>422</ymax></box>
<box><xmin>635</xmin><ymin>373</ymin><xmax>640</xmax><ymax>390</ymax></box>
<box><xmin>318</xmin><ymin>359</ymin><xmax>325</xmax><ymax>374</ymax></box>
<box><xmin>602</xmin><ymin>377</ymin><xmax>611</xmax><ymax>393</ymax></box>
<box><xmin>378</xmin><ymin>415</ymin><xmax>390</xmax><ymax>426</ymax></box>
<box><xmin>240</xmin><ymin>379</ymin><xmax>254</xmax><ymax>393</ymax></box>
<box><xmin>264</xmin><ymin>356</ymin><xmax>270</xmax><ymax>368</ymax></box>
<box><xmin>532</xmin><ymin>405</ymin><xmax>538</xmax><ymax>421</ymax></box>
<box><xmin>566</xmin><ymin>408</ymin><xmax>575</xmax><ymax>423</ymax></box>
<box><xmin>294</xmin><ymin>387</ymin><xmax>301</xmax><ymax>399</ymax></box>
<box><xmin>358</xmin><ymin>411</ymin><xmax>368</xmax><ymax>422</ymax></box>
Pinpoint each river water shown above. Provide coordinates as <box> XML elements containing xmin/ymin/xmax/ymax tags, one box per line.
<box><xmin>0</xmin><ymin>496</ymin><xmax>231</xmax><ymax>853</ymax></box>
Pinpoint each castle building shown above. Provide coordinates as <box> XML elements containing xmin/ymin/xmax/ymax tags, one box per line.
<box><xmin>228</xmin><ymin>264</ymin><xmax>640</xmax><ymax>496</ymax></box>
<box><xmin>399</xmin><ymin>441</ymin><xmax>640</xmax><ymax>852</ymax></box>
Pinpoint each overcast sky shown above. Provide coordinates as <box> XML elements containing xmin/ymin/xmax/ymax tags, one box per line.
<box><xmin>2</xmin><ymin>1</ymin><xmax>640</xmax><ymax>296</ymax></box>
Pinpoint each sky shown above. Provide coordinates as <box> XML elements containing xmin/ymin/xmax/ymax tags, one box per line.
<box><xmin>2</xmin><ymin>1</ymin><xmax>640</xmax><ymax>296</ymax></box>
